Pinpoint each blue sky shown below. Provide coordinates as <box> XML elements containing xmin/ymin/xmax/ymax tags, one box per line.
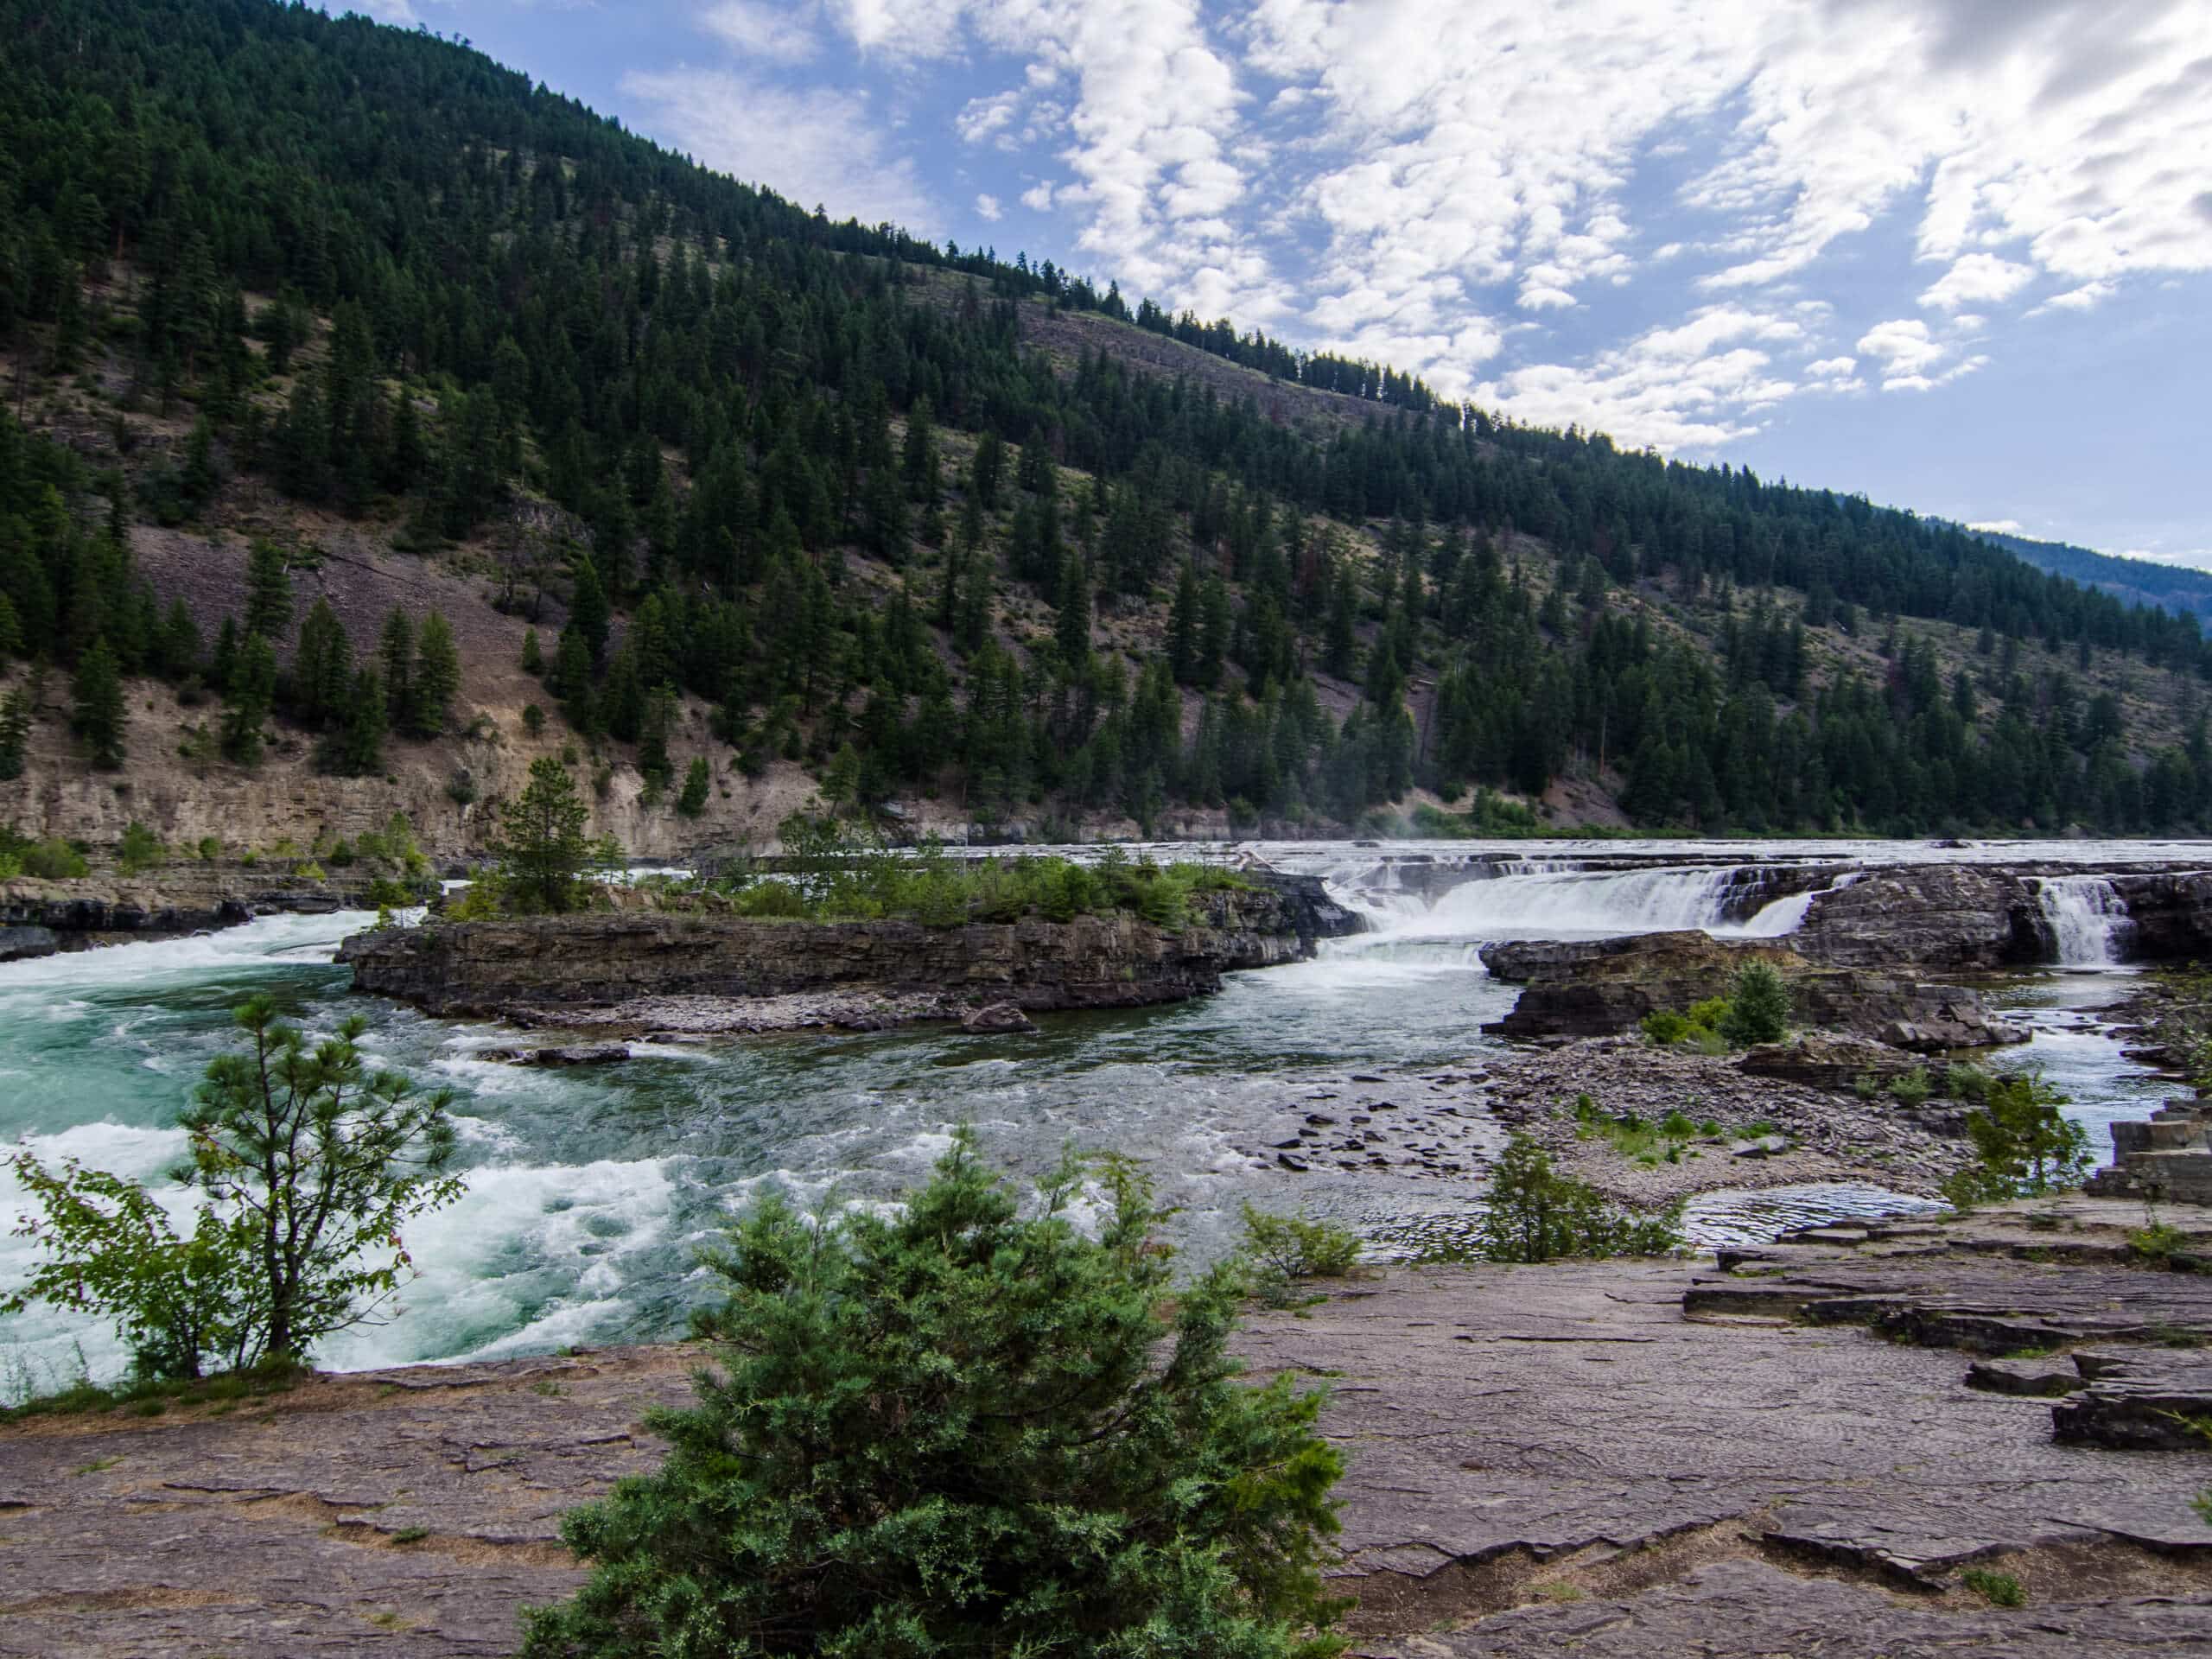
<box><xmin>365</xmin><ymin>1</ymin><xmax>2212</xmax><ymax>567</ymax></box>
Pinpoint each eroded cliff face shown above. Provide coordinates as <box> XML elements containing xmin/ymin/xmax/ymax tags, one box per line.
<box><xmin>338</xmin><ymin>885</ymin><xmax>1344</xmax><ymax>1027</ymax></box>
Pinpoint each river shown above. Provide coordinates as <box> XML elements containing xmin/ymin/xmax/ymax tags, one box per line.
<box><xmin>0</xmin><ymin>838</ymin><xmax>2188</xmax><ymax>1396</ymax></box>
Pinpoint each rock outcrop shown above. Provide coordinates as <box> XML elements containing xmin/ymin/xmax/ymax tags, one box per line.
<box><xmin>340</xmin><ymin>882</ymin><xmax>1352</xmax><ymax>1030</ymax></box>
<box><xmin>2107</xmin><ymin>871</ymin><xmax>2212</xmax><ymax>959</ymax></box>
<box><xmin>0</xmin><ymin>868</ymin><xmax>404</xmax><ymax>961</ymax></box>
<box><xmin>2083</xmin><ymin>1094</ymin><xmax>2212</xmax><ymax>1204</ymax></box>
<box><xmin>1791</xmin><ymin>865</ymin><xmax>2054</xmax><ymax>969</ymax></box>
<box><xmin>1478</xmin><ymin>930</ymin><xmax>2027</xmax><ymax>1051</ymax></box>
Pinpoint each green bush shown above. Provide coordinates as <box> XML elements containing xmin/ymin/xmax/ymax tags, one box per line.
<box><xmin>20</xmin><ymin>837</ymin><xmax>90</xmax><ymax>880</ymax></box>
<box><xmin>520</xmin><ymin>1133</ymin><xmax>1347</xmax><ymax>1659</ymax></box>
<box><xmin>1476</xmin><ymin>1135</ymin><xmax>1684</xmax><ymax>1263</ymax></box>
<box><xmin>1941</xmin><ymin>1070</ymin><xmax>2092</xmax><ymax>1207</ymax></box>
<box><xmin>116</xmin><ymin>821</ymin><xmax>165</xmax><ymax>875</ymax></box>
<box><xmin>1242</xmin><ymin>1205</ymin><xmax>1363</xmax><ymax>1294</ymax></box>
<box><xmin>197</xmin><ymin>836</ymin><xmax>223</xmax><ymax>862</ymax></box>
<box><xmin>1660</xmin><ymin>1109</ymin><xmax>1696</xmax><ymax>1138</ymax></box>
<box><xmin>1640</xmin><ymin>1008</ymin><xmax>1692</xmax><ymax>1046</ymax></box>
<box><xmin>1853</xmin><ymin>1072</ymin><xmax>1884</xmax><ymax>1101</ymax></box>
<box><xmin>1958</xmin><ymin>1568</ymin><xmax>2024</xmax><ymax>1608</ymax></box>
<box><xmin>1719</xmin><ymin>963</ymin><xmax>1791</xmax><ymax>1046</ymax></box>
<box><xmin>1687</xmin><ymin>996</ymin><xmax>1732</xmax><ymax>1032</ymax></box>
<box><xmin>1888</xmin><ymin>1067</ymin><xmax>1932</xmax><ymax>1108</ymax></box>
<box><xmin>1946</xmin><ymin>1063</ymin><xmax>1993</xmax><ymax>1103</ymax></box>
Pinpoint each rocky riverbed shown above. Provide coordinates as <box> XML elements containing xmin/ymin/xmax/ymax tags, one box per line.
<box><xmin>6</xmin><ymin>1202</ymin><xmax>2206</xmax><ymax>1658</ymax></box>
<box><xmin>1230</xmin><ymin>1037</ymin><xmax>1980</xmax><ymax>1204</ymax></box>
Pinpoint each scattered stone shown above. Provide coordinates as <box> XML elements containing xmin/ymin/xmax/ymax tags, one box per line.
<box><xmin>1730</xmin><ymin>1135</ymin><xmax>1789</xmax><ymax>1158</ymax></box>
<box><xmin>1965</xmin><ymin>1357</ymin><xmax>2083</xmax><ymax>1397</ymax></box>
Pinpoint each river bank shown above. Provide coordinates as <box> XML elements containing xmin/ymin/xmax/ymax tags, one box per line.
<box><xmin>6</xmin><ymin>1201</ymin><xmax>2207</xmax><ymax>1658</ymax></box>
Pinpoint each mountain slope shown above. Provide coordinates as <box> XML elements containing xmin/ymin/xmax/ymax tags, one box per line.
<box><xmin>1969</xmin><ymin>528</ymin><xmax>2212</xmax><ymax>626</ymax></box>
<box><xmin>3</xmin><ymin>0</ymin><xmax>2209</xmax><ymax>855</ymax></box>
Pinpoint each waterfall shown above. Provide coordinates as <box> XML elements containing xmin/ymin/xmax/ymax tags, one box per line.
<box><xmin>2037</xmin><ymin>876</ymin><xmax>2133</xmax><ymax>966</ymax></box>
<box><xmin>1372</xmin><ymin>865</ymin><xmax>1751</xmax><ymax>939</ymax></box>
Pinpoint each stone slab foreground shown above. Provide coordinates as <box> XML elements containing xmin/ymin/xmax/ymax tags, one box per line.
<box><xmin>3</xmin><ymin>1251</ymin><xmax>2209</xmax><ymax>1656</ymax></box>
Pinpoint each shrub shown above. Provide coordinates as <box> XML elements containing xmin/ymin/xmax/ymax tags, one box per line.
<box><xmin>1853</xmin><ymin>1072</ymin><xmax>1883</xmax><ymax>1101</ymax></box>
<box><xmin>1476</xmin><ymin>1135</ymin><xmax>1684</xmax><ymax>1263</ymax></box>
<box><xmin>1941</xmin><ymin>1070</ymin><xmax>2092</xmax><ymax>1207</ymax></box>
<box><xmin>522</xmin><ymin>702</ymin><xmax>545</xmax><ymax>736</ymax></box>
<box><xmin>1641</xmin><ymin>1008</ymin><xmax>1692</xmax><ymax>1046</ymax></box>
<box><xmin>1958</xmin><ymin>1568</ymin><xmax>2024</xmax><ymax>1608</ymax></box>
<box><xmin>326</xmin><ymin>839</ymin><xmax>355</xmax><ymax>868</ymax></box>
<box><xmin>1719</xmin><ymin>963</ymin><xmax>1791</xmax><ymax>1046</ymax></box>
<box><xmin>1947</xmin><ymin>1063</ymin><xmax>1993</xmax><ymax>1103</ymax></box>
<box><xmin>1687</xmin><ymin>996</ymin><xmax>1732</xmax><ymax>1032</ymax></box>
<box><xmin>519</xmin><ymin>1133</ymin><xmax>1347</xmax><ymax>1659</ymax></box>
<box><xmin>1660</xmin><ymin>1109</ymin><xmax>1695</xmax><ymax>1138</ymax></box>
<box><xmin>1889</xmin><ymin>1067</ymin><xmax>1932</xmax><ymax>1108</ymax></box>
<box><xmin>21</xmin><ymin>837</ymin><xmax>91</xmax><ymax>880</ymax></box>
<box><xmin>197</xmin><ymin>836</ymin><xmax>223</xmax><ymax>862</ymax></box>
<box><xmin>1242</xmin><ymin>1204</ymin><xmax>1363</xmax><ymax>1288</ymax></box>
<box><xmin>116</xmin><ymin>821</ymin><xmax>165</xmax><ymax>875</ymax></box>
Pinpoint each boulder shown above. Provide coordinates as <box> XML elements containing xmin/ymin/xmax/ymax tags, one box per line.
<box><xmin>479</xmin><ymin>1045</ymin><xmax>632</xmax><ymax>1066</ymax></box>
<box><xmin>961</xmin><ymin>1001</ymin><xmax>1037</xmax><ymax>1034</ymax></box>
<box><xmin>1736</xmin><ymin>1034</ymin><xmax>1919</xmax><ymax>1090</ymax></box>
<box><xmin>1729</xmin><ymin>1135</ymin><xmax>1789</xmax><ymax>1158</ymax></box>
<box><xmin>0</xmin><ymin>924</ymin><xmax>60</xmax><ymax>963</ymax></box>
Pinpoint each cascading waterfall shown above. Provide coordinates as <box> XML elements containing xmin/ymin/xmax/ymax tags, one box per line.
<box><xmin>1357</xmin><ymin>865</ymin><xmax>1752</xmax><ymax>940</ymax></box>
<box><xmin>2036</xmin><ymin>876</ymin><xmax>2134</xmax><ymax>966</ymax></box>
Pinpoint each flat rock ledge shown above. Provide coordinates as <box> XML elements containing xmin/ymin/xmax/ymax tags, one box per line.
<box><xmin>7</xmin><ymin>1210</ymin><xmax>2209</xmax><ymax>1657</ymax></box>
<box><xmin>339</xmin><ymin>883</ymin><xmax>1354</xmax><ymax>1035</ymax></box>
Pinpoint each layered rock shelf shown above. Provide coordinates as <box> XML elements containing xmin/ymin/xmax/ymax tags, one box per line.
<box><xmin>1479</xmin><ymin>928</ymin><xmax>2028</xmax><ymax>1051</ymax></box>
<box><xmin>0</xmin><ymin>869</ymin><xmax>398</xmax><ymax>962</ymax></box>
<box><xmin>7</xmin><ymin>1205</ymin><xmax>2208</xmax><ymax>1658</ymax></box>
<box><xmin>339</xmin><ymin>878</ymin><xmax>1360</xmax><ymax>1034</ymax></box>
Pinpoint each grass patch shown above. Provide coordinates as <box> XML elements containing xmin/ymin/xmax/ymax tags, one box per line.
<box><xmin>1958</xmin><ymin>1568</ymin><xmax>2024</xmax><ymax>1607</ymax></box>
<box><xmin>73</xmin><ymin>1455</ymin><xmax>123</xmax><ymax>1476</ymax></box>
<box><xmin>1</xmin><ymin>1357</ymin><xmax>302</xmax><ymax>1425</ymax></box>
<box><xmin>391</xmin><ymin>1525</ymin><xmax>430</xmax><ymax>1545</ymax></box>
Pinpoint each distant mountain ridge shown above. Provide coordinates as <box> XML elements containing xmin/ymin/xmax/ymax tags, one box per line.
<box><xmin>1967</xmin><ymin>528</ymin><xmax>2212</xmax><ymax>626</ymax></box>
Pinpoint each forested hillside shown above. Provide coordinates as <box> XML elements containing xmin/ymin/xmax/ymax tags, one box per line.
<box><xmin>1968</xmin><ymin>527</ymin><xmax>2212</xmax><ymax>628</ymax></box>
<box><xmin>3</xmin><ymin>0</ymin><xmax>2210</xmax><ymax>849</ymax></box>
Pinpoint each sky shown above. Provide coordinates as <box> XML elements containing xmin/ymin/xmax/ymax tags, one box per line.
<box><xmin>361</xmin><ymin>1</ymin><xmax>2212</xmax><ymax>568</ymax></box>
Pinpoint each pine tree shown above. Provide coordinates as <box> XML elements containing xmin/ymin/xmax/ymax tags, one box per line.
<box><xmin>410</xmin><ymin>611</ymin><xmax>461</xmax><ymax>738</ymax></box>
<box><xmin>220</xmin><ymin>631</ymin><xmax>276</xmax><ymax>766</ymax></box>
<box><xmin>677</xmin><ymin>754</ymin><xmax>711</xmax><ymax>817</ymax></box>
<box><xmin>378</xmin><ymin>608</ymin><xmax>415</xmax><ymax>735</ymax></box>
<box><xmin>290</xmin><ymin>598</ymin><xmax>352</xmax><ymax>729</ymax></box>
<box><xmin>0</xmin><ymin>687</ymin><xmax>31</xmax><ymax>781</ymax></box>
<box><xmin>569</xmin><ymin>554</ymin><xmax>610</xmax><ymax>662</ymax></box>
<box><xmin>520</xmin><ymin>627</ymin><xmax>543</xmax><ymax>676</ymax></box>
<box><xmin>242</xmin><ymin>539</ymin><xmax>293</xmax><ymax>641</ymax></box>
<box><xmin>70</xmin><ymin>635</ymin><xmax>126</xmax><ymax>770</ymax></box>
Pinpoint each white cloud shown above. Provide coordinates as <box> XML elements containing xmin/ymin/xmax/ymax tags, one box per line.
<box><xmin>975</xmin><ymin>192</ymin><xmax>1002</xmax><ymax>220</ymax></box>
<box><xmin>1475</xmin><ymin>304</ymin><xmax>1807</xmax><ymax>451</ymax></box>
<box><xmin>1969</xmin><ymin>519</ymin><xmax>2025</xmax><ymax>535</ymax></box>
<box><xmin>1805</xmin><ymin>356</ymin><xmax>1857</xmax><ymax>378</ymax></box>
<box><xmin>701</xmin><ymin>0</ymin><xmax>821</xmax><ymax>63</ymax></box>
<box><xmin>2033</xmin><ymin>280</ymin><xmax>2118</xmax><ymax>315</ymax></box>
<box><xmin>817</xmin><ymin>1</ymin><xmax>1295</xmax><ymax>322</ymax></box>
<box><xmin>620</xmin><ymin>67</ymin><xmax>934</xmax><ymax>228</ymax></box>
<box><xmin>1020</xmin><ymin>181</ymin><xmax>1056</xmax><ymax>212</ymax></box>
<box><xmin>1919</xmin><ymin>253</ymin><xmax>2035</xmax><ymax>312</ymax></box>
